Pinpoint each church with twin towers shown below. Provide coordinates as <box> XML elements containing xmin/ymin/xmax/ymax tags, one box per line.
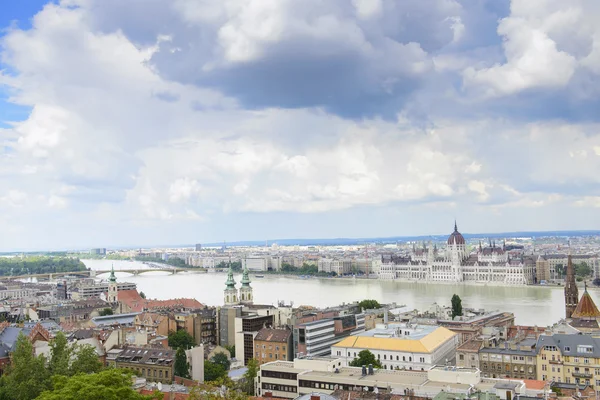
<box><xmin>224</xmin><ymin>264</ymin><xmax>254</xmax><ymax>306</ymax></box>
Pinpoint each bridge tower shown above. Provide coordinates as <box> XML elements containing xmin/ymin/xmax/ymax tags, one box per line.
<box><xmin>224</xmin><ymin>264</ymin><xmax>238</xmax><ymax>306</ymax></box>
<box><xmin>239</xmin><ymin>265</ymin><xmax>253</xmax><ymax>304</ymax></box>
<box><xmin>108</xmin><ymin>264</ymin><xmax>118</xmax><ymax>303</ymax></box>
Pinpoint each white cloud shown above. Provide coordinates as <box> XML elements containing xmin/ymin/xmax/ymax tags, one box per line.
<box><xmin>0</xmin><ymin>0</ymin><xmax>599</xmax><ymax>249</ymax></box>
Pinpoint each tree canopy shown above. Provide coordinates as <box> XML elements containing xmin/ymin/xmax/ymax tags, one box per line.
<box><xmin>451</xmin><ymin>294</ymin><xmax>463</xmax><ymax>319</ymax></box>
<box><xmin>211</xmin><ymin>352</ymin><xmax>231</xmax><ymax>372</ymax></box>
<box><xmin>174</xmin><ymin>347</ymin><xmax>190</xmax><ymax>379</ymax></box>
<box><xmin>204</xmin><ymin>360</ymin><xmax>227</xmax><ymax>382</ymax></box>
<box><xmin>0</xmin><ymin>256</ymin><xmax>86</xmax><ymax>277</ymax></box>
<box><xmin>36</xmin><ymin>369</ymin><xmax>161</xmax><ymax>400</ymax></box>
<box><xmin>241</xmin><ymin>358</ymin><xmax>259</xmax><ymax>395</ymax></box>
<box><xmin>358</xmin><ymin>299</ymin><xmax>381</xmax><ymax>310</ymax></box>
<box><xmin>0</xmin><ymin>333</ymin><xmax>51</xmax><ymax>400</ymax></box>
<box><xmin>168</xmin><ymin>329</ymin><xmax>195</xmax><ymax>350</ymax></box>
<box><xmin>349</xmin><ymin>349</ymin><xmax>382</xmax><ymax>368</ymax></box>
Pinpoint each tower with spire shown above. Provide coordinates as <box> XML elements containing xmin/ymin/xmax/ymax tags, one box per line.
<box><xmin>107</xmin><ymin>264</ymin><xmax>118</xmax><ymax>303</ymax></box>
<box><xmin>564</xmin><ymin>255</ymin><xmax>579</xmax><ymax>319</ymax></box>
<box><xmin>224</xmin><ymin>262</ymin><xmax>239</xmax><ymax>306</ymax></box>
<box><xmin>239</xmin><ymin>264</ymin><xmax>253</xmax><ymax>304</ymax></box>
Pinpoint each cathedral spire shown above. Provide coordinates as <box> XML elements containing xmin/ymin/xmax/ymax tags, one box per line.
<box><xmin>109</xmin><ymin>264</ymin><xmax>117</xmax><ymax>282</ymax></box>
<box><xmin>565</xmin><ymin>254</ymin><xmax>579</xmax><ymax>319</ymax></box>
<box><xmin>454</xmin><ymin>220</ymin><xmax>458</xmax><ymax>232</ymax></box>
<box><xmin>241</xmin><ymin>265</ymin><xmax>251</xmax><ymax>287</ymax></box>
<box><xmin>225</xmin><ymin>261</ymin><xmax>236</xmax><ymax>290</ymax></box>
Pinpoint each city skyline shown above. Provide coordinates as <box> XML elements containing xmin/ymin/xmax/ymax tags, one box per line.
<box><xmin>1</xmin><ymin>1</ymin><xmax>600</xmax><ymax>250</ymax></box>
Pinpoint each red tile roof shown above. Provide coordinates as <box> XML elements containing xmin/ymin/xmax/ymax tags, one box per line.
<box><xmin>118</xmin><ymin>290</ymin><xmax>203</xmax><ymax>312</ymax></box>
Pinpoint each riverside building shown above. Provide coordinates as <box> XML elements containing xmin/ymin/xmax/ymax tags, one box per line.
<box><xmin>379</xmin><ymin>222</ymin><xmax>535</xmax><ymax>285</ymax></box>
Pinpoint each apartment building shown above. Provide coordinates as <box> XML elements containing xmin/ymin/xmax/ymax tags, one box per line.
<box><xmin>331</xmin><ymin>323</ymin><xmax>458</xmax><ymax>371</ymax></box>
<box><xmin>478</xmin><ymin>338</ymin><xmax>538</xmax><ymax>380</ymax></box>
<box><xmin>235</xmin><ymin>314</ymin><xmax>274</xmax><ymax>365</ymax></box>
<box><xmin>110</xmin><ymin>346</ymin><xmax>175</xmax><ymax>384</ymax></box>
<box><xmin>254</xmin><ymin>328</ymin><xmax>293</xmax><ymax>365</ymax></box>
<box><xmin>537</xmin><ymin>334</ymin><xmax>600</xmax><ymax>394</ymax></box>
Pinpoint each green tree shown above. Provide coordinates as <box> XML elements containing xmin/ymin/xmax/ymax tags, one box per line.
<box><xmin>139</xmin><ymin>291</ymin><xmax>146</xmax><ymax>299</ymax></box>
<box><xmin>451</xmin><ymin>294</ymin><xmax>463</xmax><ymax>319</ymax></box>
<box><xmin>168</xmin><ymin>330</ymin><xmax>195</xmax><ymax>350</ymax></box>
<box><xmin>224</xmin><ymin>345</ymin><xmax>235</xmax><ymax>358</ymax></box>
<box><xmin>358</xmin><ymin>299</ymin><xmax>381</xmax><ymax>310</ymax></box>
<box><xmin>174</xmin><ymin>347</ymin><xmax>190</xmax><ymax>379</ymax></box>
<box><xmin>49</xmin><ymin>331</ymin><xmax>72</xmax><ymax>377</ymax></box>
<box><xmin>575</xmin><ymin>262</ymin><xmax>592</xmax><ymax>278</ymax></box>
<box><xmin>0</xmin><ymin>333</ymin><xmax>51</xmax><ymax>399</ymax></box>
<box><xmin>36</xmin><ymin>369</ymin><xmax>162</xmax><ymax>400</ymax></box>
<box><xmin>99</xmin><ymin>308</ymin><xmax>114</xmax><ymax>316</ymax></box>
<box><xmin>211</xmin><ymin>352</ymin><xmax>231</xmax><ymax>371</ymax></box>
<box><xmin>348</xmin><ymin>349</ymin><xmax>382</xmax><ymax>368</ymax></box>
<box><xmin>241</xmin><ymin>358</ymin><xmax>259</xmax><ymax>395</ymax></box>
<box><xmin>70</xmin><ymin>343</ymin><xmax>103</xmax><ymax>375</ymax></box>
<box><xmin>204</xmin><ymin>360</ymin><xmax>227</xmax><ymax>382</ymax></box>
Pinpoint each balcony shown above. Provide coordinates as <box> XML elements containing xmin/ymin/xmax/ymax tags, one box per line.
<box><xmin>549</xmin><ymin>360</ymin><xmax>563</xmax><ymax>365</ymax></box>
<box><xmin>572</xmin><ymin>372</ymin><xmax>593</xmax><ymax>378</ymax></box>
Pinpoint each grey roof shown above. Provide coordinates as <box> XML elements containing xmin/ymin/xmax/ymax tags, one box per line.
<box><xmin>294</xmin><ymin>393</ymin><xmax>337</xmax><ymax>400</ymax></box>
<box><xmin>494</xmin><ymin>382</ymin><xmax>521</xmax><ymax>390</ymax></box>
<box><xmin>24</xmin><ymin>320</ymin><xmax>61</xmax><ymax>332</ymax></box>
<box><xmin>91</xmin><ymin>312</ymin><xmax>140</xmax><ymax>326</ymax></box>
<box><xmin>536</xmin><ymin>334</ymin><xmax>600</xmax><ymax>357</ymax></box>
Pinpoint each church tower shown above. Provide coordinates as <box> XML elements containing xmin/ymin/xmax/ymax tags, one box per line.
<box><xmin>107</xmin><ymin>264</ymin><xmax>118</xmax><ymax>303</ymax></box>
<box><xmin>239</xmin><ymin>265</ymin><xmax>253</xmax><ymax>304</ymax></box>
<box><xmin>224</xmin><ymin>264</ymin><xmax>238</xmax><ymax>306</ymax></box>
<box><xmin>564</xmin><ymin>255</ymin><xmax>579</xmax><ymax>318</ymax></box>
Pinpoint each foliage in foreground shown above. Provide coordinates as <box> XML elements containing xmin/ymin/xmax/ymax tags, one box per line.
<box><xmin>358</xmin><ymin>299</ymin><xmax>381</xmax><ymax>310</ymax></box>
<box><xmin>36</xmin><ymin>369</ymin><xmax>162</xmax><ymax>400</ymax></box>
<box><xmin>0</xmin><ymin>332</ymin><xmax>104</xmax><ymax>400</ymax></box>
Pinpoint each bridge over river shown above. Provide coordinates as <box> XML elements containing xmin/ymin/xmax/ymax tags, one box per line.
<box><xmin>4</xmin><ymin>263</ymin><xmax>205</xmax><ymax>281</ymax></box>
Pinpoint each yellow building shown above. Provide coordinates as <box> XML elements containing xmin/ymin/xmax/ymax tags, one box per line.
<box><xmin>331</xmin><ymin>323</ymin><xmax>458</xmax><ymax>371</ymax></box>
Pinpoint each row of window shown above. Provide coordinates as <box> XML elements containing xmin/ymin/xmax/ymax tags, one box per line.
<box><xmin>337</xmin><ymin>350</ymin><xmax>424</xmax><ymax>363</ymax></box>
<box><xmin>255</xmin><ymin>344</ymin><xmax>287</xmax><ymax>351</ymax></box>
<box><xmin>261</xmin><ymin>383</ymin><xmax>297</xmax><ymax>393</ymax></box>
<box><xmin>119</xmin><ymin>365</ymin><xmax>169</xmax><ymax>380</ymax></box>
<box><xmin>261</xmin><ymin>370</ymin><xmax>297</xmax><ymax>380</ymax></box>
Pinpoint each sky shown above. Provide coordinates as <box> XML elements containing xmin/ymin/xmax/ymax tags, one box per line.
<box><xmin>0</xmin><ymin>0</ymin><xmax>600</xmax><ymax>251</ymax></box>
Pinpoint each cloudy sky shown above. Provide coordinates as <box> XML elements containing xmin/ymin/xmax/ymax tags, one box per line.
<box><xmin>0</xmin><ymin>0</ymin><xmax>599</xmax><ymax>251</ymax></box>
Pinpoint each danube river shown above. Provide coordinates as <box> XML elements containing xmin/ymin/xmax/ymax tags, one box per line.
<box><xmin>83</xmin><ymin>260</ymin><xmax>597</xmax><ymax>327</ymax></box>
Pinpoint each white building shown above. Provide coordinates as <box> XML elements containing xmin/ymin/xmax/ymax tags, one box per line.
<box><xmin>242</xmin><ymin>257</ymin><xmax>268</xmax><ymax>271</ymax></box>
<box><xmin>331</xmin><ymin>323</ymin><xmax>458</xmax><ymax>371</ymax></box>
<box><xmin>186</xmin><ymin>345</ymin><xmax>204</xmax><ymax>382</ymax></box>
<box><xmin>379</xmin><ymin>223</ymin><xmax>535</xmax><ymax>285</ymax></box>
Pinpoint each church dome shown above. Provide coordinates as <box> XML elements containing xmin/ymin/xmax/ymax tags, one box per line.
<box><xmin>447</xmin><ymin>222</ymin><xmax>465</xmax><ymax>245</ymax></box>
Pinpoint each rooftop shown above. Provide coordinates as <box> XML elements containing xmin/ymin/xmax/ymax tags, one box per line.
<box><xmin>333</xmin><ymin>326</ymin><xmax>456</xmax><ymax>353</ymax></box>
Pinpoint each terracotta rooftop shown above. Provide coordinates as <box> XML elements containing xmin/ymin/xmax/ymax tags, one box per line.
<box><xmin>255</xmin><ymin>328</ymin><xmax>291</xmax><ymax>343</ymax></box>
<box><xmin>571</xmin><ymin>289</ymin><xmax>600</xmax><ymax>319</ymax></box>
<box><xmin>457</xmin><ymin>339</ymin><xmax>483</xmax><ymax>352</ymax></box>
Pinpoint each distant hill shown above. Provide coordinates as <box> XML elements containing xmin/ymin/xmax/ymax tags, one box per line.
<box><xmin>199</xmin><ymin>230</ymin><xmax>600</xmax><ymax>247</ymax></box>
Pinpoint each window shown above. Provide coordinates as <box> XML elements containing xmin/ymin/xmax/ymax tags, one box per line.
<box><xmin>409</xmin><ymin>357</ymin><xmax>412</xmax><ymax>362</ymax></box>
<box><xmin>565</xmin><ymin>346</ymin><xmax>571</xmax><ymax>352</ymax></box>
<box><xmin>384</xmin><ymin>355</ymin><xmax>387</xmax><ymax>360</ymax></box>
<box><xmin>396</xmin><ymin>356</ymin><xmax>399</xmax><ymax>361</ymax></box>
<box><xmin>403</xmin><ymin>356</ymin><xmax>406</xmax><ymax>361</ymax></box>
<box><xmin>459</xmin><ymin>355</ymin><xmax>464</xmax><ymax>361</ymax></box>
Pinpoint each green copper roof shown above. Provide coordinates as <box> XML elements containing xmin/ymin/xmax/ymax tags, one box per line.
<box><xmin>109</xmin><ymin>264</ymin><xmax>117</xmax><ymax>282</ymax></box>
<box><xmin>241</xmin><ymin>265</ymin><xmax>251</xmax><ymax>287</ymax></box>
<box><xmin>225</xmin><ymin>265</ymin><xmax>236</xmax><ymax>289</ymax></box>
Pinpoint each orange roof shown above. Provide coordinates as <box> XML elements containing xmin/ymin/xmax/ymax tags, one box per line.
<box><xmin>117</xmin><ymin>290</ymin><xmax>203</xmax><ymax>312</ymax></box>
<box><xmin>571</xmin><ymin>289</ymin><xmax>600</xmax><ymax>319</ymax></box>
<box><xmin>523</xmin><ymin>379</ymin><xmax>548</xmax><ymax>390</ymax></box>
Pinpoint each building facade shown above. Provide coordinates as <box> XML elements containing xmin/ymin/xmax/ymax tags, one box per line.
<box><xmin>331</xmin><ymin>324</ymin><xmax>458</xmax><ymax>371</ymax></box>
<box><xmin>254</xmin><ymin>328</ymin><xmax>293</xmax><ymax>365</ymax></box>
<box><xmin>379</xmin><ymin>223</ymin><xmax>535</xmax><ymax>285</ymax></box>
<box><xmin>110</xmin><ymin>346</ymin><xmax>175</xmax><ymax>384</ymax></box>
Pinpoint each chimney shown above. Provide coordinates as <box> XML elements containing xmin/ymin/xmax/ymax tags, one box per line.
<box><xmin>384</xmin><ymin>309</ymin><xmax>389</xmax><ymax>324</ymax></box>
<box><xmin>369</xmin><ymin>364</ymin><xmax>374</xmax><ymax>375</ymax></box>
<box><xmin>362</xmin><ymin>365</ymin><xmax>367</xmax><ymax>376</ymax></box>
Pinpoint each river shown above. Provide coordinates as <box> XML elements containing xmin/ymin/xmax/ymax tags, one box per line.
<box><xmin>82</xmin><ymin>259</ymin><xmax>595</xmax><ymax>327</ymax></box>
